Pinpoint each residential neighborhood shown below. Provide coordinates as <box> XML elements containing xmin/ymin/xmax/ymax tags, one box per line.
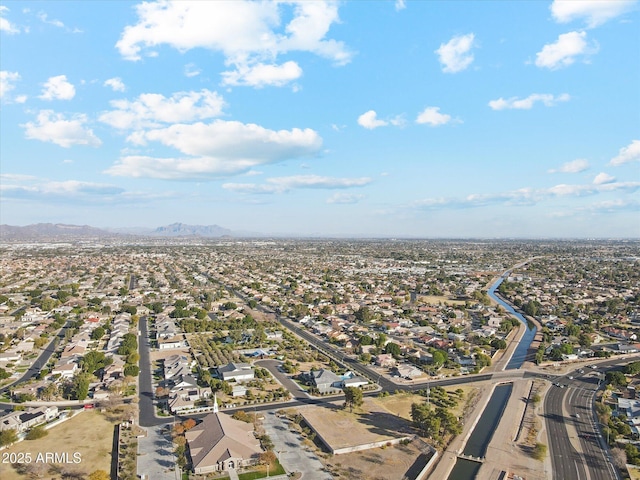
<box><xmin>0</xmin><ymin>238</ymin><xmax>638</xmax><ymax>479</ymax></box>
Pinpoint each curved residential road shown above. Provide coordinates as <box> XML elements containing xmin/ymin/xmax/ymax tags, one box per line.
<box><xmin>0</xmin><ymin>321</ymin><xmax>69</xmax><ymax>395</ymax></box>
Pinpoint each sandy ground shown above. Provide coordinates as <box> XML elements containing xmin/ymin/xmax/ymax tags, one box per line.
<box><xmin>149</xmin><ymin>347</ymin><xmax>191</xmax><ymax>363</ymax></box>
<box><xmin>301</xmin><ymin>398</ymin><xmax>412</xmax><ymax>451</ymax></box>
<box><xmin>321</xmin><ymin>438</ymin><xmax>430</xmax><ymax>480</ymax></box>
<box><xmin>0</xmin><ymin>410</ymin><xmax>113</xmax><ymax>480</ymax></box>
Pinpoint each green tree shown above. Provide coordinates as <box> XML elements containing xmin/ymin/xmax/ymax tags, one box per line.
<box><xmin>625</xmin><ymin>362</ymin><xmax>640</xmax><ymax>376</ymax></box>
<box><xmin>81</xmin><ymin>350</ymin><xmax>108</xmax><ymax>374</ymax></box>
<box><xmin>26</xmin><ymin>425</ymin><xmax>48</xmax><ymax>440</ymax></box>
<box><xmin>343</xmin><ymin>386</ymin><xmax>363</xmax><ymax>412</ymax></box>
<box><xmin>124</xmin><ymin>365</ymin><xmax>140</xmax><ymax>377</ymax></box>
<box><xmin>532</xmin><ymin>442</ymin><xmax>547</xmax><ymax>460</ymax></box>
<box><xmin>375</xmin><ymin>333</ymin><xmax>387</xmax><ymax>348</ymax></box>
<box><xmin>0</xmin><ymin>428</ymin><xmax>18</xmax><ymax>446</ymax></box>
<box><xmin>72</xmin><ymin>373</ymin><xmax>91</xmax><ymax>400</ymax></box>
<box><xmin>491</xmin><ymin>338</ymin><xmax>507</xmax><ymax>350</ymax></box>
<box><xmin>431</xmin><ymin>349</ymin><xmax>447</xmax><ymax>366</ymax></box>
<box><xmin>385</xmin><ymin>342</ymin><xmax>402</xmax><ymax>358</ymax></box>
<box><xmin>91</xmin><ymin>326</ymin><xmax>105</xmax><ymax>340</ymax></box>
<box><xmin>606</xmin><ymin>371</ymin><xmax>628</xmax><ymax>387</ymax></box>
<box><xmin>355</xmin><ymin>306</ymin><xmax>373</xmax><ymax>323</ymax></box>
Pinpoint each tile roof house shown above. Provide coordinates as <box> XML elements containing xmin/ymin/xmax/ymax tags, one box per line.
<box><xmin>185</xmin><ymin>400</ymin><xmax>262</xmax><ymax>474</ymax></box>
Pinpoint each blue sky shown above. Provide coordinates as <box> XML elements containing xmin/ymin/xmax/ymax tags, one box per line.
<box><xmin>1</xmin><ymin>0</ymin><xmax>639</xmax><ymax>238</ymax></box>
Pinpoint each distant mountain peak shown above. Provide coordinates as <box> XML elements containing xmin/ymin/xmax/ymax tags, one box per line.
<box><xmin>153</xmin><ymin>223</ymin><xmax>233</xmax><ymax>237</ymax></box>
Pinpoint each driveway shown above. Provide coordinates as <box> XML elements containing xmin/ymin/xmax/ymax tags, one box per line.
<box><xmin>261</xmin><ymin>411</ymin><xmax>333</xmax><ymax>480</ymax></box>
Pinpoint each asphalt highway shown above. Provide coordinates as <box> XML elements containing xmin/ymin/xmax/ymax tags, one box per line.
<box><xmin>545</xmin><ymin>362</ymin><xmax>623</xmax><ymax>480</ymax></box>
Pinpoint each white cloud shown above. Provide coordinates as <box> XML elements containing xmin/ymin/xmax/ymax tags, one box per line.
<box><xmin>37</xmin><ymin>11</ymin><xmax>64</xmax><ymax>28</ymax></box>
<box><xmin>104</xmin><ymin>77</ymin><xmax>126</xmax><ymax>92</ymax></box>
<box><xmin>0</xmin><ymin>175</ymin><xmax>170</xmax><ymax>205</ymax></box>
<box><xmin>1</xmin><ymin>179</ymin><xmax>123</xmax><ymax>197</ymax></box>
<box><xmin>413</xmin><ymin>180</ymin><xmax>640</xmax><ymax>210</ymax></box>
<box><xmin>357</xmin><ymin>110</ymin><xmax>388</xmax><ymax>129</ymax></box>
<box><xmin>535</xmin><ymin>31</ymin><xmax>597</xmax><ymax>70</ymax></box>
<box><xmin>223</xmin><ymin>175</ymin><xmax>371</xmax><ymax>194</ymax></box>
<box><xmin>105</xmin><ymin>120</ymin><xmax>322</xmax><ymax>179</ymax></box>
<box><xmin>222</xmin><ymin>61</ymin><xmax>302</xmax><ymax>88</ymax></box>
<box><xmin>39</xmin><ymin>75</ymin><xmax>75</xmax><ymax>100</ymax></box>
<box><xmin>549</xmin><ymin>158</ymin><xmax>590</xmax><ymax>173</ymax></box>
<box><xmin>184</xmin><ymin>63</ymin><xmax>201</xmax><ymax>78</ymax></box>
<box><xmin>99</xmin><ymin>89</ymin><xmax>225</xmax><ymax>130</ymax></box>
<box><xmin>22</xmin><ymin>110</ymin><xmax>102</xmax><ymax>148</ymax></box>
<box><xmin>435</xmin><ymin>33</ymin><xmax>475</xmax><ymax>73</ymax></box>
<box><xmin>395</xmin><ymin>0</ymin><xmax>407</xmax><ymax>11</ymax></box>
<box><xmin>116</xmin><ymin>1</ymin><xmax>351</xmax><ymax>87</ymax></box>
<box><xmin>0</xmin><ymin>6</ymin><xmax>20</xmax><ymax>34</ymax></box>
<box><xmin>416</xmin><ymin>107</ymin><xmax>452</xmax><ymax>126</ymax></box>
<box><xmin>593</xmin><ymin>172</ymin><xmax>615</xmax><ymax>185</ymax></box>
<box><xmin>0</xmin><ymin>71</ymin><xmax>20</xmax><ymax>99</ymax></box>
<box><xmin>551</xmin><ymin>0</ymin><xmax>637</xmax><ymax>28</ymax></box>
<box><xmin>610</xmin><ymin>140</ymin><xmax>640</xmax><ymax>166</ymax></box>
<box><xmin>327</xmin><ymin>193</ymin><xmax>365</xmax><ymax>204</ymax></box>
<box><xmin>489</xmin><ymin>93</ymin><xmax>570</xmax><ymax>110</ymax></box>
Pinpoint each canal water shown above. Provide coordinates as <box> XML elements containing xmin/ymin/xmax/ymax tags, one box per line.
<box><xmin>488</xmin><ymin>276</ymin><xmax>538</xmax><ymax>370</ymax></box>
<box><xmin>446</xmin><ymin>384</ymin><xmax>514</xmax><ymax>480</ymax></box>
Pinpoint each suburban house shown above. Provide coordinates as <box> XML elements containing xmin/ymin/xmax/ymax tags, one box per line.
<box><xmin>164</xmin><ymin>354</ymin><xmax>192</xmax><ymax>380</ymax></box>
<box><xmin>342</xmin><ymin>372</ymin><xmax>368</xmax><ymax>388</ymax></box>
<box><xmin>217</xmin><ymin>362</ymin><xmax>254</xmax><ymax>383</ymax></box>
<box><xmin>302</xmin><ymin>369</ymin><xmax>343</xmax><ymax>394</ymax></box>
<box><xmin>0</xmin><ymin>406</ymin><xmax>59</xmax><ymax>433</ymax></box>
<box><xmin>185</xmin><ymin>401</ymin><xmax>262</xmax><ymax>474</ymax></box>
<box><xmin>394</xmin><ymin>364</ymin><xmax>423</xmax><ymax>379</ymax></box>
<box><xmin>157</xmin><ymin>334</ymin><xmax>185</xmax><ymax>350</ymax></box>
<box><xmin>170</xmin><ymin>374</ymin><xmax>199</xmax><ymax>392</ymax></box>
<box><xmin>375</xmin><ymin>354</ymin><xmax>396</xmax><ymax>368</ymax></box>
<box><xmin>51</xmin><ymin>361</ymin><xmax>78</xmax><ymax>379</ymax></box>
<box><xmin>168</xmin><ymin>386</ymin><xmax>212</xmax><ymax>414</ymax></box>
<box><xmin>156</xmin><ymin>317</ymin><xmax>178</xmax><ymax>339</ymax></box>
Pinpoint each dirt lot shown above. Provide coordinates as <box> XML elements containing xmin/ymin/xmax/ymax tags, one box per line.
<box><xmin>301</xmin><ymin>398</ymin><xmax>413</xmax><ymax>452</ymax></box>
<box><xmin>321</xmin><ymin>438</ymin><xmax>432</xmax><ymax>480</ymax></box>
<box><xmin>0</xmin><ymin>410</ymin><xmax>113</xmax><ymax>479</ymax></box>
<box><xmin>149</xmin><ymin>347</ymin><xmax>191</xmax><ymax>363</ymax></box>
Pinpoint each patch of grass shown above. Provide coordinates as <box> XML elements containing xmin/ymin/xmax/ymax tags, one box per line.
<box><xmin>237</xmin><ymin>462</ymin><xmax>286</xmax><ymax>480</ymax></box>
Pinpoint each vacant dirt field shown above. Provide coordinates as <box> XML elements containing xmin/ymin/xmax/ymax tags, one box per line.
<box><xmin>301</xmin><ymin>398</ymin><xmax>413</xmax><ymax>452</ymax></box>
<box><xmin>149</xmin><ymin>346</ymin><xmax>191</xmax><ymax>363</ymax></box>
<box><xmin>0</xmin><ymin>410</ymin><xmax>113</xmax><ymax>480</ymax></box>
<box><xmin>321</xmin><ymin>439</ymin><xmax>432</xmax><ymax>480</ymax></box>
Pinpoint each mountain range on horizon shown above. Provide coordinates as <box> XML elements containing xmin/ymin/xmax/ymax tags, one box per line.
<box><xmin>0</xmin><ymin>222</ymin><xmax>238</xmax><ymax>240</ymax></box>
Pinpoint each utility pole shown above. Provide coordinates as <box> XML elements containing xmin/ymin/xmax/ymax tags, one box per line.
<box><xmin>426</xmin><ymin>381</ymin><xmax>430</xmax><ymax>407</ymax></box>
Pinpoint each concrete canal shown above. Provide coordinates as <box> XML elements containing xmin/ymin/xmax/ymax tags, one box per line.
<box><xmin>446</xmin><ymin>268</ymin><xmax>537</xmax><ymax>479</ymax></box>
